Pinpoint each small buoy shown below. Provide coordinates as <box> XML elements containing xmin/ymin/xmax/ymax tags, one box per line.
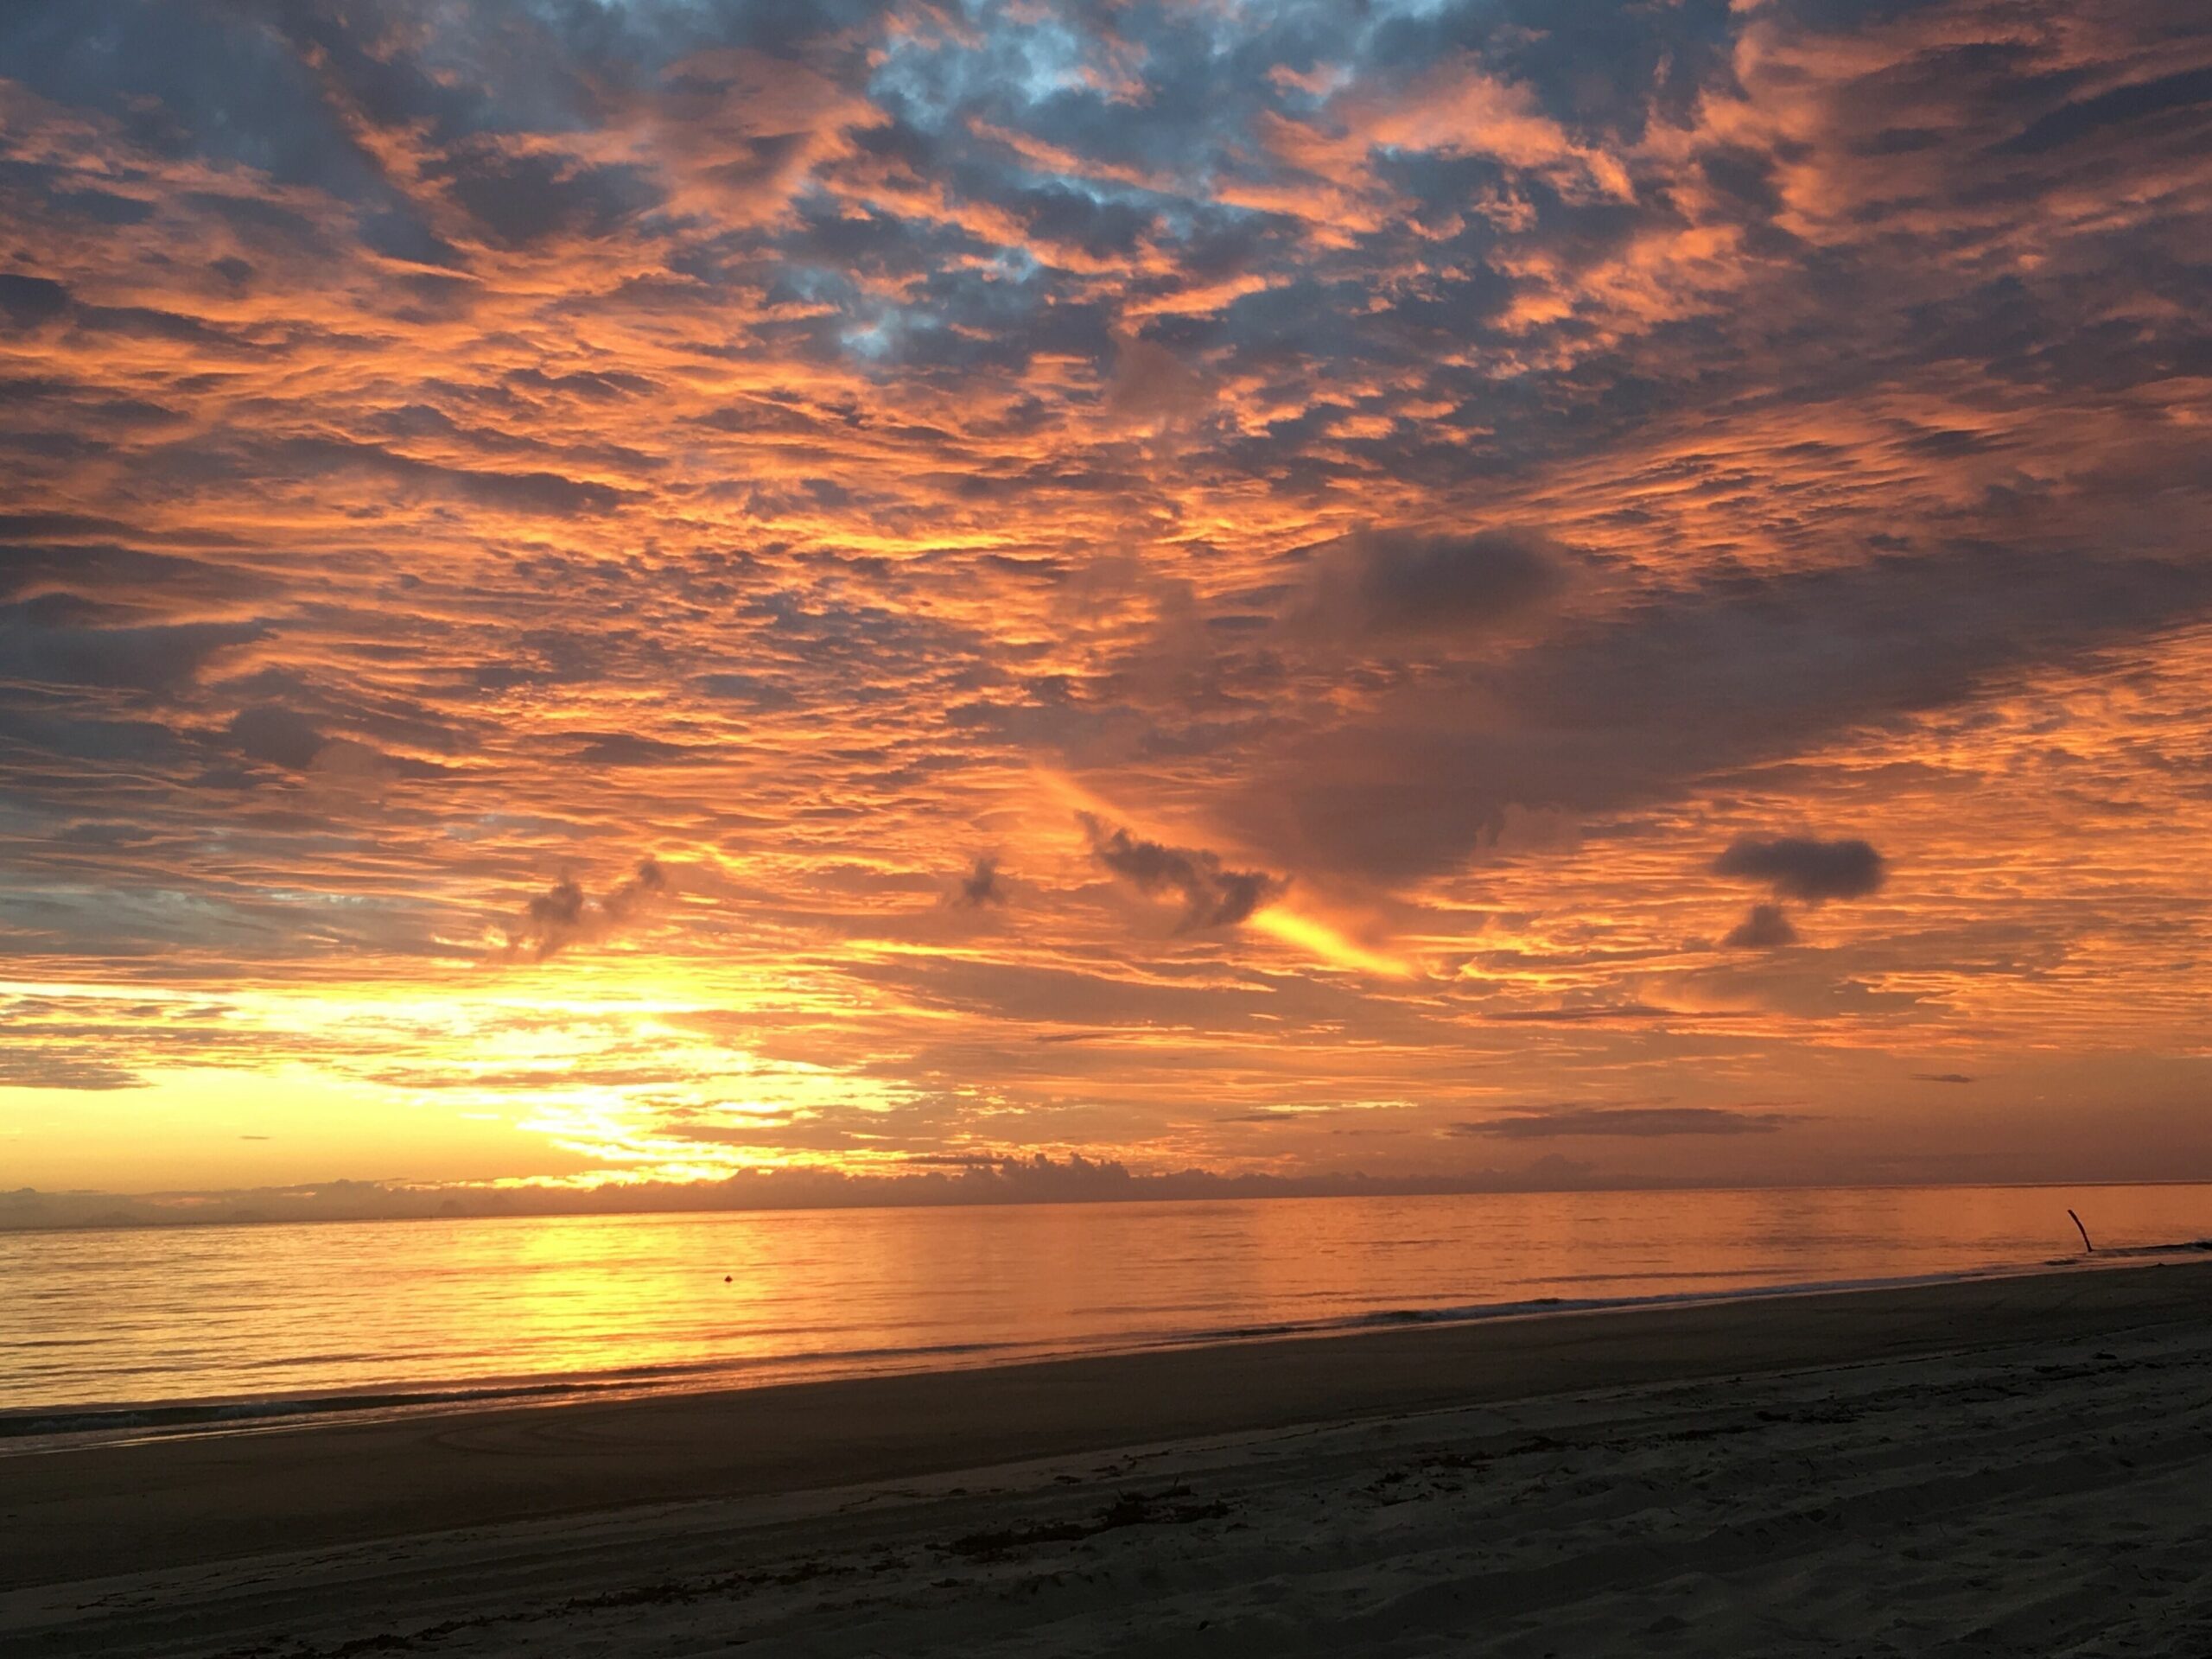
<box><xmin>724</xmin><ymin>1274</ymin><xmax>732</xmax><ymax>1282</ymax></box>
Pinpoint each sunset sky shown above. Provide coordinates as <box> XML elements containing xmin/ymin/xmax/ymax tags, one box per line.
<box><xmin>3</xmin><ymin>0</ymin><xmax>2209</xmax><ymax>1208</ymax></box>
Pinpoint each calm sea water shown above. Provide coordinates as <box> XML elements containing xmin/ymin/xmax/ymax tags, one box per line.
<box><xmin>4</xmin><ymin>1184</ymin><xmax>2209</xmax><ymax>1440</ymax></box>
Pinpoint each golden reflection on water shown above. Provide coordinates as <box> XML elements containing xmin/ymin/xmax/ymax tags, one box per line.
<box><xmin>6</xmin><ymin>1183</ymin><xmax>2211</xmax><ymax>1414</ymax></box>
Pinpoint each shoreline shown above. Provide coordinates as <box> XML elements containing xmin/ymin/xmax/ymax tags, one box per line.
<box><xmin>4</xmin><ymin>1255</ymin><xmax>2209</xmax><ymax>1595</ymax></box>
<box><xmin>6</xmin><ymin>1249</ymin><xmax>2191</xmax><ymax>1450</ymax></box>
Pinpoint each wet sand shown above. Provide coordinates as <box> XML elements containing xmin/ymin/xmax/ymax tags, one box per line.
<box><xmin>4</xmin><ymin>1259</ymin><xmax>2209</xmax><ymax>1655</ymax></box>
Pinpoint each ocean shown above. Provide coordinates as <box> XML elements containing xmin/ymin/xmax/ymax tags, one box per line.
<box><xmin>5</xmin><ymin>1182</ymin><xmax>2209</xmax><ymax>1446</ymax></box>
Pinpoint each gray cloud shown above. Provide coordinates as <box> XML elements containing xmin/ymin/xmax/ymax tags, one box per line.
<box><xmin>229</xmin><ymin>705</ymin><xmax>327</xmax><ymax>770</ymax></box>
<box><xmin>262</xmin><ymin>437</ymin><xmax>635</xmax><ymax>518</ymax></box>
<box><xmin>0</xmin><ymin>272</ymin><xmax>70</xmax><ymax>329</ymax></box>
<box><xmin>428</xmin><ymin>143</ymin><xmax>663</xmax><ymax>250</ymax></box>
<box><xmin>505</xmin><ymin>858</ymin><xmax>670</xmax><ymax>961</ymax></box>
<box><xmin>0</xmin><ymin>1054</ymin><xmax>145</xmax><ymax>1090</ymax></box>
<box><xmin>0</xmin><ymin>537</ymin><xmax>270</xmax><ymax>611</ymax></box>
<box><xmin>1293</xmin><ymin>528</ymin><xmax>1565</xmax><ymax>642</ymax></box>
<box><xmin>1080</xmin><ymin>814</ymin><xmax>1281</xmax><ymax>931</ymax></box>
<box><xmin>1996</xmin><ymin>64</ymin><xmax>2212</xmax><ymax>157</ymax></box>
<box><xmin>1249</xmin><ymin>549</ymin><xmax>2212</xmax><ymax>883</ymax></box>
<box><xmin>0</xmin><ymin>608</ymin><xmax>266</xmax><ymax>694</ymax></box>
<box><xmin>947</xmin><ymin>854</ymin><xmax>1005</xmax><ymax>909</ymax></box>
<box><xmin>1723</xmin><ymin>903</ymin><xmax>1800</xmax><ymax>950</ymax></box>
<box><xmin>1713</xmin><ymin>836</ymin><xmax>1887</xmax><ymax>903</ymax></box>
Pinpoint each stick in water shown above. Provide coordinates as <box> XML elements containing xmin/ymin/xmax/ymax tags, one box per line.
<box><xmin>2068</xmin><ymin>1209</ymin><xmax>2094</xmax><ymax>1254</ymax></box>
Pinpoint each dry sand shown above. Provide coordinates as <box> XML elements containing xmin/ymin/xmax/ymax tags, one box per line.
<box><xmin>4</xmin><ymin>1260</ymin><xmax>2209</xmax><ymax>1656</ymax></box>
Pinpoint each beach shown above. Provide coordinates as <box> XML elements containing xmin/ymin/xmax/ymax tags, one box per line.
<box><xmin>4</xmin><ymin>1258</ymin><xmax>2209</xmax><ymax>1655</ymax></box>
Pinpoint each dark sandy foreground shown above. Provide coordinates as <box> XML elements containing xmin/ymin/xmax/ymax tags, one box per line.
<box><xmin>4</xmin><ymin>1261</ymin><xmax>2209</xmax><ymax>1656</ymax></box>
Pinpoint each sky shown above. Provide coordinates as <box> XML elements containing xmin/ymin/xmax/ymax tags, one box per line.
<box><xmin>3</xmin><ymin>0</ymin><xmax>2209</xmax><ymax>1213</ymax></box>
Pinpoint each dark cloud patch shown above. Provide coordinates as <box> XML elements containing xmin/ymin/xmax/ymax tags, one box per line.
<box><xmin>0</xmin><ymin>709</ymin><xmax>187</xmax><ymax>765</ymax></box>
<box><xmin>505</xmin><ymin>858</ymin><xmax>670</xmax><ymax>961</ymax></box>
<box><xmin>0</xmin><ymin>378</ymin><xmax>183</xmax><ymax>435</ymax></box>
<box><xmin>180</xmin><ymin>188</ymin><xmax>321</xmax><ymax>244</ymax></box>
<box><xmin>694</xmin><ymin>672</ymin><xmax>798</xmax><ymax>710</ymax></box>
<box><xmin>1292</xmin><ymin>528</ymin><xmax>1565</xmax><ymax>642</ymax></box>
<box><xmin>0</xmin><ymin>1054</ymin><xmax>144</xmax><ymax>1090</ymax></box>
<box><xmin>1480</xmin><ymin>1004</ymin><xmax>1676</xmax><ymax>1024</ymax></box>
<box><xmin>507</xmin><ymin>875</ymin><xmax>606</xmax><ymax>959</ymax></box>
<box><xmin>1080</xmin><ymin>814</ymin><xmax>1281</xmax><ymax>931</ymax></box>
<box><xmin>1015</xmin><ymin>184</ymin><xmax>1154</xmax><ymax>259</ymax></box>
<box><xmin>50</xmin><ymin>188</ymin><xmax>155</xmax><ymax>226</ymax></box>
<box><xmin>1257</xmin><ymin>551</ymin><xmax>2212</xmax><ymax>881</ymax></box>
<box><xmin>1723</xmin><ymin>902</ymin><xmax>1799</xmax><ymax>950</ymax></box>
<box><xmin>0</xmin><ymin>273</ymin><xmax>70</xmax><ymax>329</ymax></box>
<box><xmin>266</xmin><ymin>437</ymin><xmax>633</xmax><ymax>517</ymax></box>
<box><xmin>0</xmin><ymin>539</ymin><xmax>270</xmax><ymax>609</ymax></box>
<box><xmin>1107</xmin><ymin>334</ymin><xmax>1211</xmax><ymax>424</ymax></box>
<box><xmin>505</xmin><ymin>367</ymin><xmax>660</xmax><ymax>401</ymax></box>
<box><xmin>947</xmin><ymin>854</ymin><xmax>1005</xmax><ymax>909</ymax></box>
<box><xmin>74</xmin><ymin>302</ymin><xmax>264</xmax><ymax>355</ymax></box>
<box><xmin>973</xmin><ymin>560</ymin><xmax>1064</xmax><ymax>593</ymax></box>
<box><xmin>432</xmin><ymin>144</ymin><xmax>664</xmax><ymax>250</ymax></box>
<box><xmin>1452</xmin><ymin>1106</ymin><xmax>1797</xmax><ymax>1138</ymax></box>
<box><xmin>1913</xmin><ymin>1071</ymin><xmax>1978</xmax><ymax>1084</ymax></box>
<box><xmin>567</xmin><ymin>732</ymin><xmax>700</xmax><ymax>767</ymax></box>
<box><xmin>1996</xmin><ymin>65</ymin><xmax>2212</xmax><ymax>156</ymax></box>
<box><xmin>0</xmin><ymin>511</ymin><xmax>139</xmax><ymax>543</ymax></box>
<box><xmin>359</xmin><ymin>209</ymin><xmax>467</xmax><ymax>270</ymax></box>
<box><xmin>0</xmin><ymin>608</ymin><xmax>265</xmax><ymax>693</ymax></box>
<box><xmin>0</xmin><ymin>0</ymin><xmax>416</xmax><ymax>204</ymax></box>
<box><xmin>604</xmin><ymin>858</ymin><xmax>669</xmax><ymax>922</ymax></box>
<box><xmin>228</xmin><ymin>705</ymin><xmax>327</xmax><ymax>770</ymax></box>
<box><xmin>1713</xmin><ymin>836</ymin><xmax>1887</xmax><ymax>902</ymax></box>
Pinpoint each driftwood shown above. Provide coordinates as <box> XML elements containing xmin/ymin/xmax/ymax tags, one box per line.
<box><xmin>2068</xmin><ymin>1209</ymin><xmax>2094</xmax><ymax>1254</ymax></box>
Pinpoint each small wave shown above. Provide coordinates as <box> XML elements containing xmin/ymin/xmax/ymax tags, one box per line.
<box><xmin>0</xmin><ymin>1336</ymin><xmax>1027</xmax><ymax>1446</ymax></box>
<box><xmin>10</xmin><ymin>1243</ymin><xmax>2206</xmax><ymax>1451</ymax></box>
<box><xmin>0</xmin><ymin>1382</ymin><xmax>594</xmax><ymax>1440</ymax></box>
<box><xmin>1090</xmin><ymin>1249</ymin><xmax>2212</xmax><ymax>1351</ymax></box>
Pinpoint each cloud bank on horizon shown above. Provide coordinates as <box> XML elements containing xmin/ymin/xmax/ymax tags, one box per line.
<box><xmin>2</xmin><ymin>0</ymin><xmax>2209</xmax><ymax>1198</ymax></box>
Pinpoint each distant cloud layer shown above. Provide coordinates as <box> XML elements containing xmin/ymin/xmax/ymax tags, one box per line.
<box><xmin>1455</xmin><ymin>1107</ymin><xmax>1800</xmax><ymax>1140</ymax></box>
<box><xmin>3</xmin><ymin>0</ymin><xmax>2211</xmax><ymax>1197</ymax></box>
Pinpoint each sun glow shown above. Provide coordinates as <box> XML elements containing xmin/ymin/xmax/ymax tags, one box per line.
<box><xmin>1249</xmin><ymin>908</ymin><xmax>1415</xmax><ymax>979</ymax></box>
